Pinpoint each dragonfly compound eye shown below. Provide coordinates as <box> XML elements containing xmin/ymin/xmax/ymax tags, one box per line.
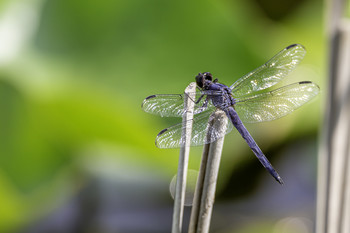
<box><xmin>195</xmin><ymin>73</ymin><xmax>204</xmax><ymax>88</ymax></box>
<box><xmin>203</xmin><ymin>72</ymin><xmax>213</xmax><ymax>81</ymax></box>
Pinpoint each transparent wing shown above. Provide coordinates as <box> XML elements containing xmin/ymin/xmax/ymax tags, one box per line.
<box><xmin>156</xmin><ymin>109</ymin><xmax>233</xmax><ymax>148</ymax></box>
<box><xmin>234</xmin><ymin>81</ymin><xmax>320</xmax><ymax>123</ymax></box>
<box><xmin>230</xmin><ymin>44</ymin><xmax>306</xmax><ymax>97</ymax></box>
<box><xmin>142</xmin><ymin>94</ymin><xmax>187</xmax><ymax>117</ymax></box>
<box><xmin>142</xmin><ymin>92</ymin><xmax>218</xmax><ymax>117</ymax></box>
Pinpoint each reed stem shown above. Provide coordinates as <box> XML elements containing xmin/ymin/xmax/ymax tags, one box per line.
<box><xmin>172</xmin><ymin>82</ymin><xmax>196</xmax><ymax>233</ymax></box>
<box><xmin>188</xmin><ymin>110</ymin><xmax>227</xmax><ymax>233</ymax></box>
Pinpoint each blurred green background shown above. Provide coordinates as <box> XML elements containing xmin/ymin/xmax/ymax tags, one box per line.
<box><xmin>0</xmin><ymin>0</ymin><xmax>324</xmax><ymax>232</ymax></box>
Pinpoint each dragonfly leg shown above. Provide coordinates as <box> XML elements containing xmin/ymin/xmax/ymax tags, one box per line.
<box><xmin>193</xmin><ymin>94</ymin><xmax>210</xmax><ymax>112</ymax></box>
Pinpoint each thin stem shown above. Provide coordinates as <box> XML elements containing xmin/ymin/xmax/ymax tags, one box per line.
<box><xmin>188</xmin><ymin>109</ymin><xmax>227</xmax><ymax>233</ymax></box>
<box><xmin>172</xmin><ymin>82</ymin><xmax>197</xmax><ymax>233</ymax></box>
<box><xmin>328</xmin><ymin>21</ymin><xmax>350</xmax><ymax>233</ymax></box>
<box><xmin>317</xmin><ymin>3</ymin><xmax>350</xmax><ymax>232</ymax></box>
<box><xmin>188</xmin><ymin>144</ymin><xmax>210</xmax><ymax>233</ymax></box>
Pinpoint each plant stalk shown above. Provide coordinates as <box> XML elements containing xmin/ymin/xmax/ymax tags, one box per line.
<box><xmin>188</xmin><ymin>109</ymin><xmax>227</xmax><ymax>233</ymax></box>
<box><xmin>172</xmin><ymin>82</ymin><xmax>196</xmax><ymax>233</ymax></box>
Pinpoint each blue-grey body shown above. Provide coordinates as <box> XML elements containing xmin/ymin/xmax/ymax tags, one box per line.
<box><xmin>197</xmin><ymin>73</ymin><xmax>283</xmax><ymax>184</ymax></box>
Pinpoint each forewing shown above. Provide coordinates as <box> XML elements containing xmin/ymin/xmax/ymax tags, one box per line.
<box><xmin>230</xmin><ymin>44</ymin><xmax>306</xmax><ymax>97</ymax></box>
<box><xmin>142</xmin><ymin>93</ymin><xmax>213</xmax><ymax>117</ymax></box>
<box><xmin>156</xmin><ymin>109</ymin><xmax>233</xmax><ymax>148</ymax></box>
<box><xmin>234</xmin><ymin>81</ymin><xmax>320</xmax><ymax>123</ymax></box>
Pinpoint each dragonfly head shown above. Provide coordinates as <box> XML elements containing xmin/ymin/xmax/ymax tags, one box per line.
<box><xmin>196</xmin><ymin>72</ymin><xmax>213</xmax><ymax>89</ymax></box>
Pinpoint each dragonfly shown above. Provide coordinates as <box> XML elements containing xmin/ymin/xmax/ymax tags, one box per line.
<box><xmin>142</xmin><ymin>44</ymin><xmax>320</xmax><ymax>184</ymax></box>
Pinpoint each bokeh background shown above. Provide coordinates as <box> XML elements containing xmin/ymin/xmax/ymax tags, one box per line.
<box><xmin>0</xmin><ymin>0</ymin><xmax>325</xmax><ymax>232</ymax></box>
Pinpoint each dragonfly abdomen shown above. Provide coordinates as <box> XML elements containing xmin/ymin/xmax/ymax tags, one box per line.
<box><xmin>225</xmin><ymin>107</ymin><xmax>284</xmax><ymax>185</ymax></box>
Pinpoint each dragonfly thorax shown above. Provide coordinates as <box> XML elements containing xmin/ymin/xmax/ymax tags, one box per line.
<box><xmin>195</xmin><ymin>72</ymin><xmax>235</xmax><ymax>109</ymax></box>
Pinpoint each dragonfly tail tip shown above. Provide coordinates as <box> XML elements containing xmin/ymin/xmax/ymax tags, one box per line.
<box><xmin>276</xmin><ymin>176</ymin><xmax>284</xmax><ymax>185</ymax></box>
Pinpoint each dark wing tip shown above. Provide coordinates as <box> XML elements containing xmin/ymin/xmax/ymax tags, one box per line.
<box><xmin>298</xmin><ymin>81</ymin><xmax>320</xmax><ymax>90</ymax></box>
<box><xmin>286</xmin><ymin>43</ymin><xmax>305</xmax><ymax>50</ymax></box>
<box><xmin>145</xmin><ymin>95</ymin><xmax>156</xmax><ymax>100</ymax></box>
<box><xmin>155</xmin><ymin>128</ymin><xmax>168</xmax><ymax>148</ymax></box>
<box><xmin>157</xmin><ymin>128</ymin><xmax>168</xmax><ymax>137</ymax></box>
<box><xmin>141</xmin><ymin>95</ymin><xmax>156</xmax><ymax>108</ymax></box>
<box><xmin>299</xmin><ymin>81</ymin><xmax>312</xmax><ymax>84</ymax></box>
<box><xmin>286</xmin><ymin>44</ymin><xmax>298</xmax><ymax>49</ymax></box>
